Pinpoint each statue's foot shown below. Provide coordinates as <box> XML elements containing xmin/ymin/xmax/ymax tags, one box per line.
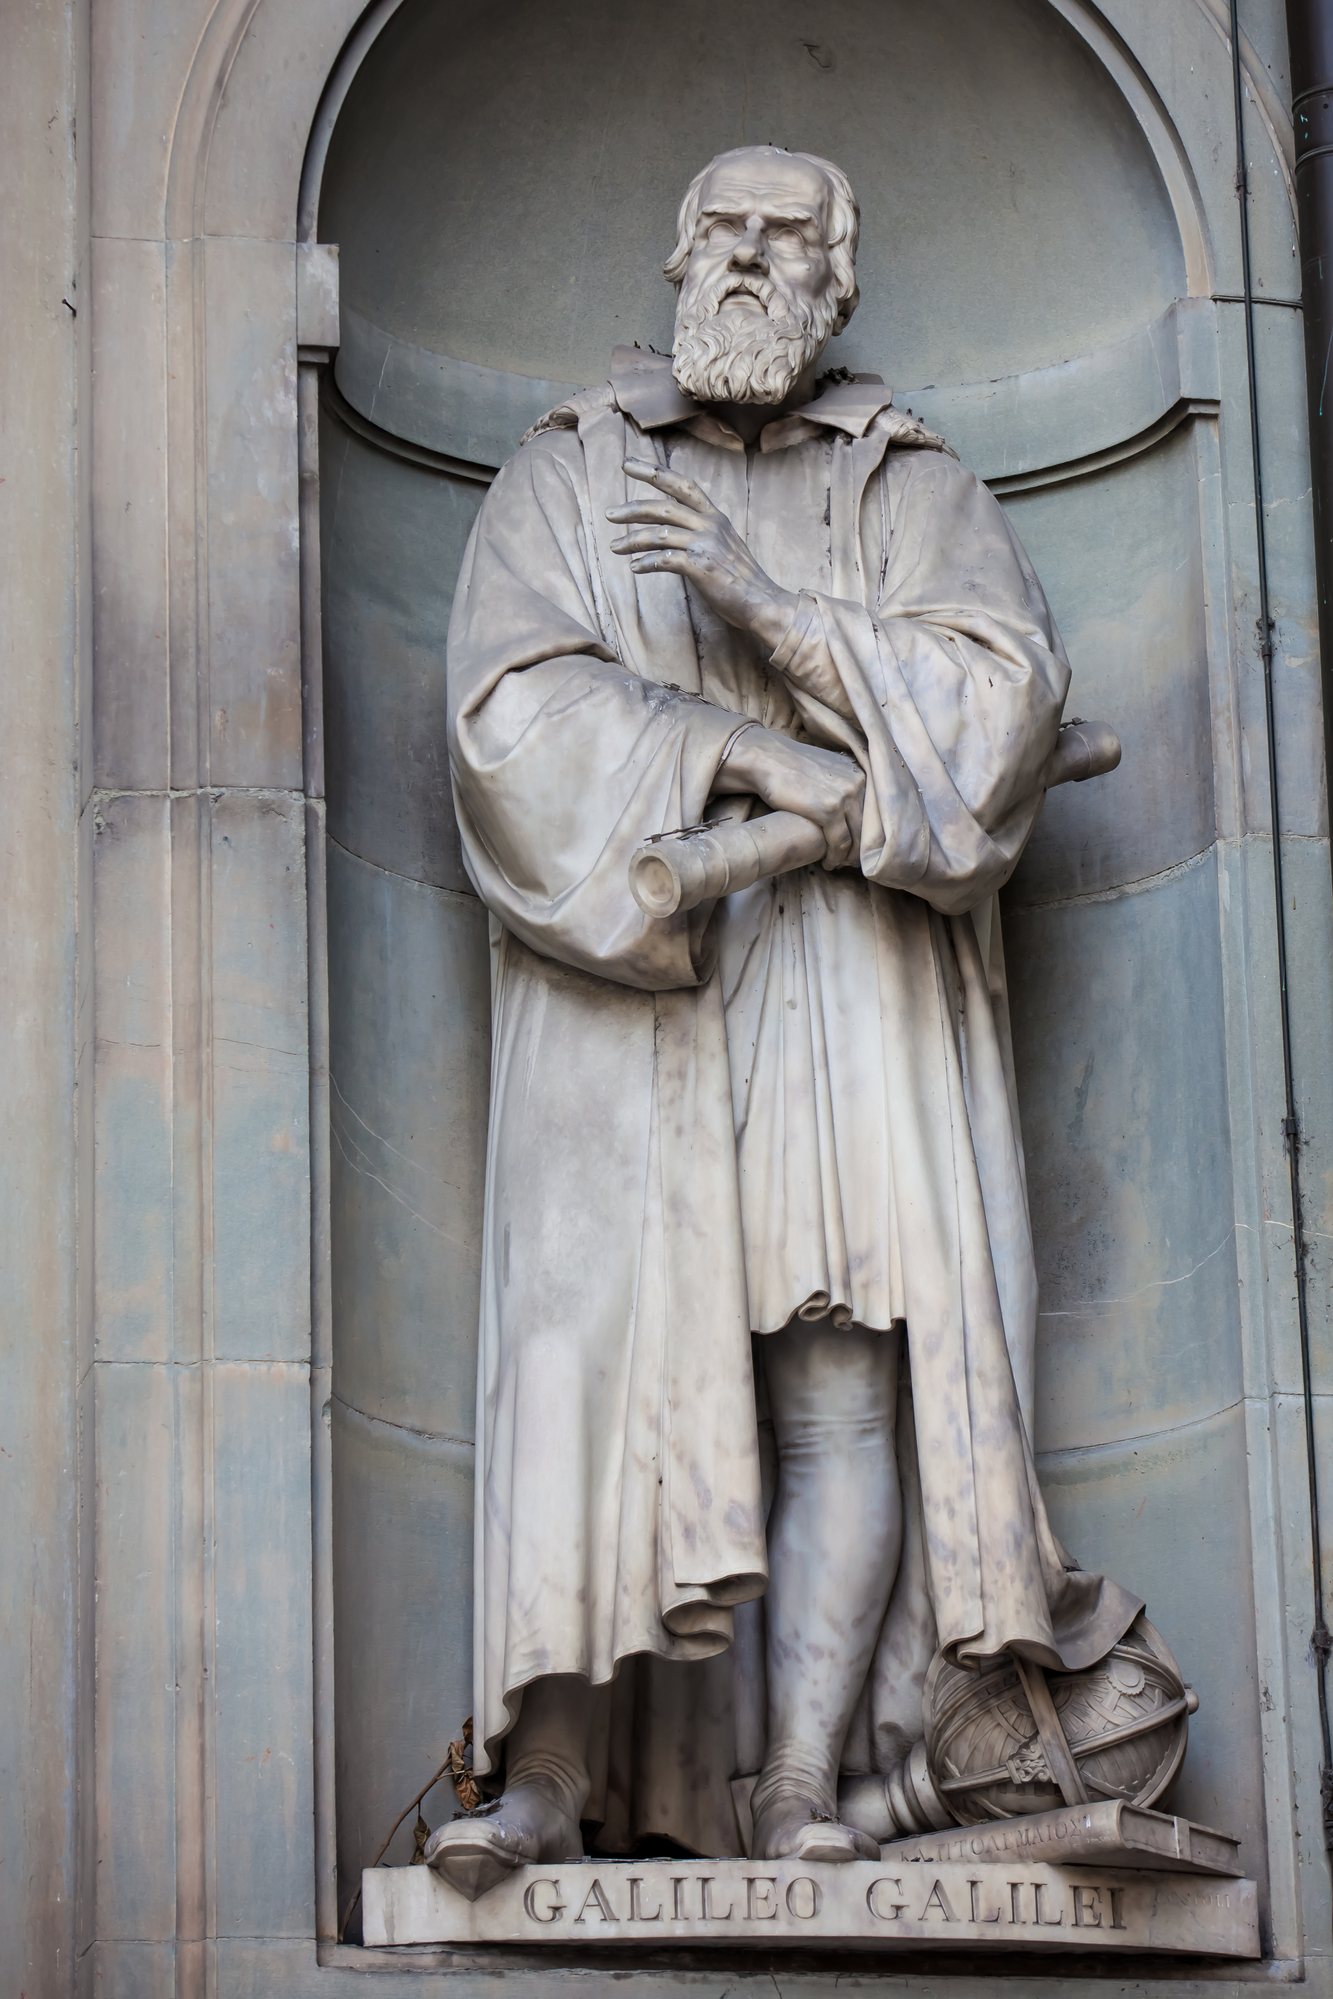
<box><xmin>751</xmin><ymin>1786</ymin><xmax>881</xmax><ymax>1864</ymax></box>
<box><xmin>424</xmin><ymin>1782</ymin><xmax>584</xmax><ymax>1901</ymax></box>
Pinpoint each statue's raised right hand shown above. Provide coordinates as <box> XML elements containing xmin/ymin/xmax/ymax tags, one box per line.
<box><xmin>715</xmin><ymin>726</ymin><xmax>865</xmax><ymax>869</ymax></box>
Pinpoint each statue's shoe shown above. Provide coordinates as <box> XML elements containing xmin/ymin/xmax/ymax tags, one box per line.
<box><xmin>424</xmin><ymin>1798</ymin><xmax>584</xmax><ymax>1902</ymax></box>
<box><xmin>751</xmin><ymin>1791</ymin><xmax>881</xmax><ymax>1865</ymax></box>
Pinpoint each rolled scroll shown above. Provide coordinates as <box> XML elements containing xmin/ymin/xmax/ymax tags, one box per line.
<box><xmin>631</xmin><ymin>811</ymin><xmax>828</xmax><ymax>920</ymax></box>
<box><xmin>1042</xmin><ymin>717</ymin><xmax>1121</xmax><ymax>788</ymax></box>
<box><xmin>629</xmin><ymin>718</ymin><xmax>1121</xmax><ymax>919</ymax></box>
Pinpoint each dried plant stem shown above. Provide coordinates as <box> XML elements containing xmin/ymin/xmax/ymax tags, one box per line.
<box><xmin>336</xmin><ymin>1752</ymin><xmax>453</xmax><ymax>1943</ymax></box>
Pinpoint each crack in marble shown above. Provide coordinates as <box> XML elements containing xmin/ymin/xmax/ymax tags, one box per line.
<box><xmin>328</xmin><ymin>1117</ymin><xmax>471</xmax><ymax>1252</ymax></box>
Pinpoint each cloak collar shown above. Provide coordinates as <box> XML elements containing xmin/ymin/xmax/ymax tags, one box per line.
<box><xmin>609</xmin><ymin>343</ymin><xmax>896</xmax><ymax>448</ymax></box>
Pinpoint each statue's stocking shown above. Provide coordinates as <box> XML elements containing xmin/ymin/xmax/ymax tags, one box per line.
<box><xmin>752</xmin><ymin>1321</ymin><xmax>903</xmax><ymax>1862</ymax></box>
<box><xmin>502</xmin><ymin>1672</ymin><xmax>593</xmax><ymax>1826</ymax></box>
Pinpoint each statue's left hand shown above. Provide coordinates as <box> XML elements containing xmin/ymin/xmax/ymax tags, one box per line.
<box><xmin>608</xmin><ymin>459</ymin><xmax>799</xmax><ymax>654</ymax></box>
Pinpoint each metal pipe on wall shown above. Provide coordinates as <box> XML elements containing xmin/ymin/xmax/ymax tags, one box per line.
<box><xmin>1288</xmin><ymin>0</ymin><xmax>1333</xmax><ymax>786</ymax></box>
<box><xmin>1273</xmin><ymin>0</ymin><xmax>1333</xmax><ymax>1846</ymax></box>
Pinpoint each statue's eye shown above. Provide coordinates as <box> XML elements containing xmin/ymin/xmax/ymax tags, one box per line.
<box><xmin>705</xmin><ymin>218</ymin><xmax>741</xmax><ymax>244</ymax></box>
<box><xmin>770</xmin><ymin>226</ymin><xmax>805</xmax><ymax>249</ymax></box>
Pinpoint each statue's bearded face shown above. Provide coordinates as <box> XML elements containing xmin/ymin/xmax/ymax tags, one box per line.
<box><xmin>672</xmin><ymin>153</ymin><xmax>841</xmax><ymax>406</ymax></box>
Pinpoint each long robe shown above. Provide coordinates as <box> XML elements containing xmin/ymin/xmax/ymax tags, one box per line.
<box><xmin>446</xmin><ymin>349</ymin><xmax>1139</xmax><ymax>1856</ymax></box>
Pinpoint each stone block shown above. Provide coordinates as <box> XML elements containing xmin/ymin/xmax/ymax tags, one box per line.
<box><xmin>326</xmin><ymin>840</ymin><xmax>489</xmax><ymax>1438</ymax></box>
<box><xmin>1214</xmin><ymin>834</ymin><xmax>1333</xmax><ymax>1406</ymax></box>
<box><xmin>331</xmin><ymin>1398</ymin><xmax>473</xmax><ymax>1918</ymax></box>
<box><xmin>92</xmin><ymin>236</ymin><xmax>170</xmax><ymax>792</ymax></box>
<box><xmin>1279</xmin><ymin>842</ymin><xmax>1333</xmax><ymax>1402</ymax></box>
<box><xmin>1244</xmin><ymin>1390</ymin><xmax>1324</xmax><ymax>1964</ymax></box>
<box><xmin>1008</xmin><ymin>422</ymin><xmax>1216</xmax><ymax>902</ymax></box>
<box><xmin>209</xmin><ymin>792</ymin><xmax>310</xmax><ymax>1363</ymax></box>
<box><xmin>1040</xmin><ymin>1402</ymin><xmax>1267</xmax><ymax>1892</ymax></box>
<box><xmin>910</xmin><ymin>299</ymin><xmax>1220</xmax><ymax>486</ymax></box>
<box><xmin>89</xmin><ymin>0</ymin><xmax>212</xmax><ymax>237</ymax></box>
<box><xmin>93</xmin><ymin>793</ymin><xmax>173</xmax><ymax>1364</ymax></box>
<box><xmin>332</xmin><ymin>309</ymin><xmax>574</xmax><ymax>471</ymax></box>
<box><xmin>307</xmin><ymin>809</ymin><xmax>334</xmax><ymax>1377</ymax></box>
<box><xmin>202</xmin><ymin>237</ymin><xmax>303</xmax><ymax>789</ymax></box>
<box><xmin>297</xmin><ymin>243</ymin><xmax>340</xmax><ymax>352</ymax></box>
<box><xmin>1006</xmin><ymin>852</ymin><xmax>1241</xmax><ymax>1452</ymax></box>
<box><xmin>90</xmin><ymin>1363</ymin><xmax>176</xmax><ymax>1942</ymax></box>
<box><xmin>1211</xmin><ymin>301</ymin><xmax>1326</xmax><ymax>844</ymax></box>
<box><xmin>201</xmin><ymin>0</ymin><xmax>367</xmax><ymax>243</ymax></box>
<box><xmin>75</xmin><ymin>1366</ymin><xmax>96</xmax><ymax>1957</ymax></box>
<box><xmin>0</xmin><ymin>6</ymin><xmax>82</xmax><ymax>1982</ymax></box>
<box><xmin>320</xmin><ymin>407</ymin><xmax>482</xmax><ymax>890</ymax></box>
<box><xmin>1095</xmin><ymin>0</ymin><xmax>1296</xmax><ymax>302</ymax></box>
<box><xmin>82</xmin><ymin>1939</ymin><xmax>177</xmax><ymax>1999</ymax></box>
<box><xmin>363</xmin><ymin>1855</ymin><xmax>1259</xmax><ymax>1956</ymax></box>
<box><xmin>211</xmin><ymin>1361</ymin><xmax>315</xmax><ymax>1941</ymax></box>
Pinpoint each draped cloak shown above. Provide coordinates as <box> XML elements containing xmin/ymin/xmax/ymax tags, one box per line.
<box><xmin>446</xmin><ymin>347</ymin><xmax>1140</xmax><ymax>1856</ymax></box>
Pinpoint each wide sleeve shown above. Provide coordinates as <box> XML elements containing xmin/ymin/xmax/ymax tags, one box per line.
<box><xmin>770</xmin><ymin>449</ymin><xmax>1070</xmax><ymax>915</ymax></box>
<box><xmin>447</xmin><ymin>432</ymin><xmax>748</xmax><ymax>988</ymax></box>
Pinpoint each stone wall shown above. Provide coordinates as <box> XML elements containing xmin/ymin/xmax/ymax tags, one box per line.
<box><xmin>2</xmin><ymin>1</ymin><xmax>1331</xmax><ymax>1994</ymax></box>
<box><xmin>0</xmin><ymin>1</ymin><xmax>86</xmax><ymax>1992</ymax></box>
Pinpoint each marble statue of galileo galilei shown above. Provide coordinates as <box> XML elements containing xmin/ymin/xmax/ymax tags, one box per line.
<box><xmin>427</xmin><ymin>145</ymin><xmax>1138</xmax><ymax>1899</ymax></box>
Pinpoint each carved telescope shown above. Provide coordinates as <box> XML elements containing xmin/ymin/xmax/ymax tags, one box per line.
<box><xmin>629</xmin><ymin>718</ymin><xmax>1121</xmax><ymax>920</ymax></box>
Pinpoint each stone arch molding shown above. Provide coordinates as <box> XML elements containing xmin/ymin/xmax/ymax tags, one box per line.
<box><xmin>161</xmin><ymin>0</ymin><xmax>1314</xmax><ymax>341</ymax></box>
<box><xmin>296</xmin><ymin>0</ymin><xmax>1258</xmax><ymax>495</ymax></box>
<box><xmin>158</xmin><ymin>0</ymin><xmax>1301</xmax><ymax>520</ymax></box>
<box><xmin>165</xmin><ymin>0</ymin><xmax>374</xmax><ymax>243</ymax></box>
<box><xmin>169</xmin><ymin>0</ymin><xmax>1234</xmax><ymax>274</ymax></box>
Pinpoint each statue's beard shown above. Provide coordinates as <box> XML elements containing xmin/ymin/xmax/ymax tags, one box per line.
<box><xmin>671</xmin><ymin>271</ymin><xmax>838</xmax><ymax>406</ymax></box>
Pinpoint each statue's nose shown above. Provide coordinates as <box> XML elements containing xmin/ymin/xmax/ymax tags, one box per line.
<box><xmin>729</xmin><ymin>224</ymin><xmax>769</xmax><ymax>274</ymax></box>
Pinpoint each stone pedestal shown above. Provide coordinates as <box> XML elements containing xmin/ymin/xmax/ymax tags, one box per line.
<box><xmin>362</xmin><ymin>1856</ymin><xmax>1260</xmax><ymax>1956</ymax></box>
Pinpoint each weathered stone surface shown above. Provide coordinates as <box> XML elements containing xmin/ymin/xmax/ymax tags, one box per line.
<box><xmin>209</xmin><ymin>792</ymin><xmax>311</xmax><ymax>1362</ymax></box>
<box><xmin>89</xmin><ymin>1364</ymin><xmax>176</xmax><ymax>1942</ymax></box>
<box><xmin>93</xmin><ymin>793</ymin><xmax>173</xmax><ymax>1363</ymax></box>
<box><xmin>201</xmin><ymin>0</ymin><xmax>367</xmax><ymax>243</ymax></box>
<box><xmin>1006</xmin><ymin>853</ymin><xmax>1239</xmax><ymax>1454</ymax></box>
<box><xmin>0</xmin><ymin>0</ymin><xmax>1320</xmax><ymax>1994</ymax></box>
<box><xmin>326</xmin><ymin>841</ymin><xmax>489</xmax><ymax>1437</ymax></box>
<box><xmin>1</xmin><ymin>3</ymin><xmax>83</xmax><ymax>1992</ymax></box>
<box><xmin>1222</xmin><ymin>833</ymin><xmax>1333</xmax><ymax>1403</ymax></box>
<box><xmin>1039</xmin><ymin>1404</ymin><xmax>1266</xmax><ymax>1890</ymax></box>
<box><xmin>363</xmin><ymin>1856</ymin><xmax>1260</xmax><ymax>1956</ymax></box>
<box><xmin>1268</xmin><ymin>1389</ymin><xmax>1333</xmax><ymax>1960</ymax></box>
<box><xmin>211</xmin><ymin>1361</ymin><xmax>315</xmax><ymax>1940</ymax></box>
<box><xmin>91</xmin><ymin>236</ymin><xmax>170</xmax><ymax>791</ymax></box>
<box><xmin>331</xmin><ymin>1399</ymin><xmax>474</xmax><ymax>1918</ymax></box>
<box><xmin>320</xmin><ymin>407</ymin><xmax>482</xmax><ymax>890</ymax></box>
<box><xmin>1213</xmin><ymin>299</ymin><xmax>1326</xmax><ymax>845</ymax></box>
<box><xmin>321</xmin><ymin>0</ymin><xmax>1187</xmax><ymax>388</ymax></box>
<box><xmin>297</xmin><ymin>242</ymin><xmax>341</xmax><ymax>352</ymax></box>
<box><xmin>1008</xmin><ymin>424</ymin><xmax>1216</xmax><ymax>901</ymax></box>
<box><xmin>80</xmin><ymin>1938</ymin><xmax>176</xmax><ymax>1999</ymax></box>
<box><xmin>335</xmin><ymin>299</ymin><xmax>1222</xmax><ymax>498</ymax></box>
<box><xmin>202</xmin><ymin>238</ymin><xmax>303</xmax><ymax>788</ymax></box>
<box><xmin>88</xmin><ymin>0</ymin><xmax>212</xmax><ymax>237</ymax></box>
<box><xmin>315</xmin><ymin>15</ymin><xmax>1322</xmax><ymax>1987</ymax></box>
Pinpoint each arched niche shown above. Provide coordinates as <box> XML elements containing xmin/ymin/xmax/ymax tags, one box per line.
<box><xmin>320</xmin><ymin>0</ymin><xmax>1190</xmax><ymax>386</ymax></box>
<box><xmin>313</xmin><ymin>0</ymin><xmax>1270</xmax><ymax>1931</ymax></box>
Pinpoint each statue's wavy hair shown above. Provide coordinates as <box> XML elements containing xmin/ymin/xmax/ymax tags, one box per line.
<box><xmin>662</xmin><ymin>147</ymin><xmax>861</xmax><ymax>332</ymax></box>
